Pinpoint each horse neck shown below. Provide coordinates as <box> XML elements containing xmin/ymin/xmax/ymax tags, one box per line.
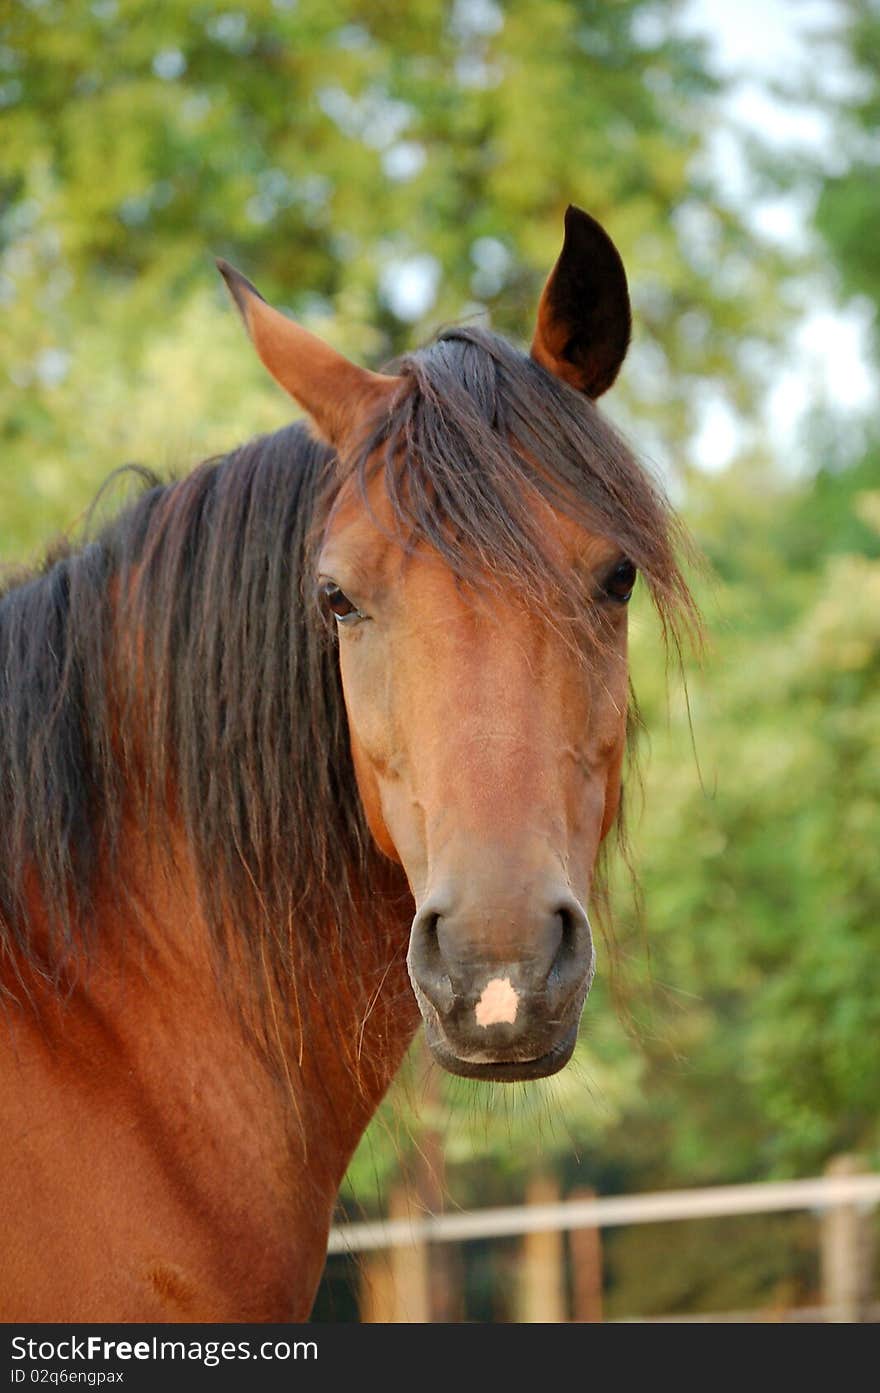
<box><xmin>110</xmin><ymin>815</ymin><xmax>415</xmax><ymax>1150</ymax></box>
<box><xmin>3</xmin><ymin>816</ymin><xmax>418</xmax><ymax>1314</ymax></box>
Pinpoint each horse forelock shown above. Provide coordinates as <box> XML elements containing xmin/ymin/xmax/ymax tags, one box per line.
<box><xmin>338</xmin><ymin>326</ymin><xmax>698</xmax><ymax>655</ymax></box>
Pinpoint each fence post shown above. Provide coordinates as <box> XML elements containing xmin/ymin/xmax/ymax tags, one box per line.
<box><xmin>415</xmin><ymin>1048</ymin><xmax>463</xmax><ymax>1322</ymax></box>
<box><xmin>569</xmin><ymin>1187</ymin><xmax>603</xmax><ymax>1322</ymax></box>
<box><xmin>359</xmin><ymin>1251</ymin><xmax>396</xmax><ymax>1323</ymax></box>
<box><xmin>388</xmin><ymin>1182</ymin><xmax>431</xmax><ymax>1322</ymax></box>
<box><xmin>517</xmin><ymin>1175</ymin><xmax>566</xmax><ymax>1322</ymax></box>
<box><xmin>820</xmin><ymin>1153</ymin><xmax>875</xmax><ymax>1322</ymax></box>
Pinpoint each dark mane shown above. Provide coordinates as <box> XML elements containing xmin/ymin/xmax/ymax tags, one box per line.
<box><xmin>0</xmin><ymin>326</ymin><xmax>695</xmax><ymax>1001</ymax></box>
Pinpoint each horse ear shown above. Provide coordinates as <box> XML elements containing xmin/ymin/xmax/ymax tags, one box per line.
<box><xmin>530</xmin><ymin>206</ymin><xmax>631</xmax><ymax>399</ymax></box>
<box><xmin>216</xmin><ymin>259</ymin><xmax>401</xmax><ymax>447</ymax></box>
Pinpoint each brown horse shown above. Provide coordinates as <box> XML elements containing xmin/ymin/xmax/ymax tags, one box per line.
<box><xmin>0</xmin><ymin>207</ymin><xmax>693</xmax><ymax>1321</ymax></box>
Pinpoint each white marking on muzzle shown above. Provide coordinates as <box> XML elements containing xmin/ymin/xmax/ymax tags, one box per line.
<box><xmin>475</xmin><ymin>977</ymin><xmax>519</xmax><ymax>1028</ymax></box>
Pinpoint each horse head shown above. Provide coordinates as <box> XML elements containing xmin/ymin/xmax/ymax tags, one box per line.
<box><xmin>219</xmin><ymin>208</ymin><xmax>676</xmax><ymax>1082</ymax></box>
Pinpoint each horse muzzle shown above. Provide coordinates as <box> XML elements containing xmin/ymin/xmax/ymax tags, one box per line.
<box><xmin>406</xmin><ymin>887</ymin><xmax>595</xmax><ymax>1081</ymax></box>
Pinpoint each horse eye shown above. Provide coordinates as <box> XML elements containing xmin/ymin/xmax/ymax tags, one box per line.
<box><xmin>318</xmin><ymin>581</ymin><xmax>360</xmax><ymax>623</ymax></box>
<box><xmin>602</xmin><ymin>558</ymin><xmax>637</xmax><ymax>603</ymax></box>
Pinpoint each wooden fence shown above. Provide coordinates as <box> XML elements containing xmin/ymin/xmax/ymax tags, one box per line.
<box><xmin>328</xmin><ymin>1155</ymin><xmax>880</xmax><ymax>1322</ymax></box>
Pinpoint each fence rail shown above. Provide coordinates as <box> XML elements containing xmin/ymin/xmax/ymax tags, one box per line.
<box><xmin>330</xmin><ymin>1157</ymin><xmax>878</xmax><ymax>1321</ymax></box>
<box><xmin>328</xmin><ymin>1170</ymin><xmax>880</xmax><ymax>1255</ymax></box>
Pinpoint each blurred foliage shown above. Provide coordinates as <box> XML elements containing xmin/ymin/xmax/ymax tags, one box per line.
<box><xmin>2</xmin><ymin>0</ymin><xmax>879</xmax><ymax>1321</ymax></box>
<box><xmin>2</xmin><ymin>0</ymin><xmax>791</xmax><ymax>555</ymax></box>
<box><xmin>603</xmin><ymin>1212</ymin><xmax>820</xmax><ymax>1320</ymax></box>
<box><xmin>814</xmin><ymin>0</ymin><xmax>880</xmax><ymax>313</ymax></box>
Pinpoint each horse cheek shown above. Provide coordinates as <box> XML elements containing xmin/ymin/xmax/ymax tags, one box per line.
<box><xmin>346</xmin><ymin>723</ymin><xmax>400</xmax><ymax>862</ymax></box>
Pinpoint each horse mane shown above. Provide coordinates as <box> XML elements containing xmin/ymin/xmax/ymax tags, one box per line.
<box><xmin>0</xmin><ymin>325</ymin><xmax>696</xmax><ymax>1005</ymax></box>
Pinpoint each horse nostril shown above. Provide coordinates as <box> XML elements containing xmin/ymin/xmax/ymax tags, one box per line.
<box><xmin>558</xmin><ymin>903</ymin><xmax>577</xmax><ymax>949</ymax></box>
<box><xmin>548</xmin><ymin>898</ymin><xmax>593</xmax><ymax>996</ymax></box>
<box><xmin>408</xmin><ymin>906</ymin><xmax>455</xmax><ymax>1014</ymax></box>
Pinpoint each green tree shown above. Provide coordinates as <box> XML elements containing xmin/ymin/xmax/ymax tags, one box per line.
<box><xmin>2</xmin><ymin>0</ymin><xmax>790</xmax><ymax>557</ymax></box>
<box><xmin>814</xmin><ymin>0</ymin><xmax>880</xmax><ymax>314</ymax></box>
